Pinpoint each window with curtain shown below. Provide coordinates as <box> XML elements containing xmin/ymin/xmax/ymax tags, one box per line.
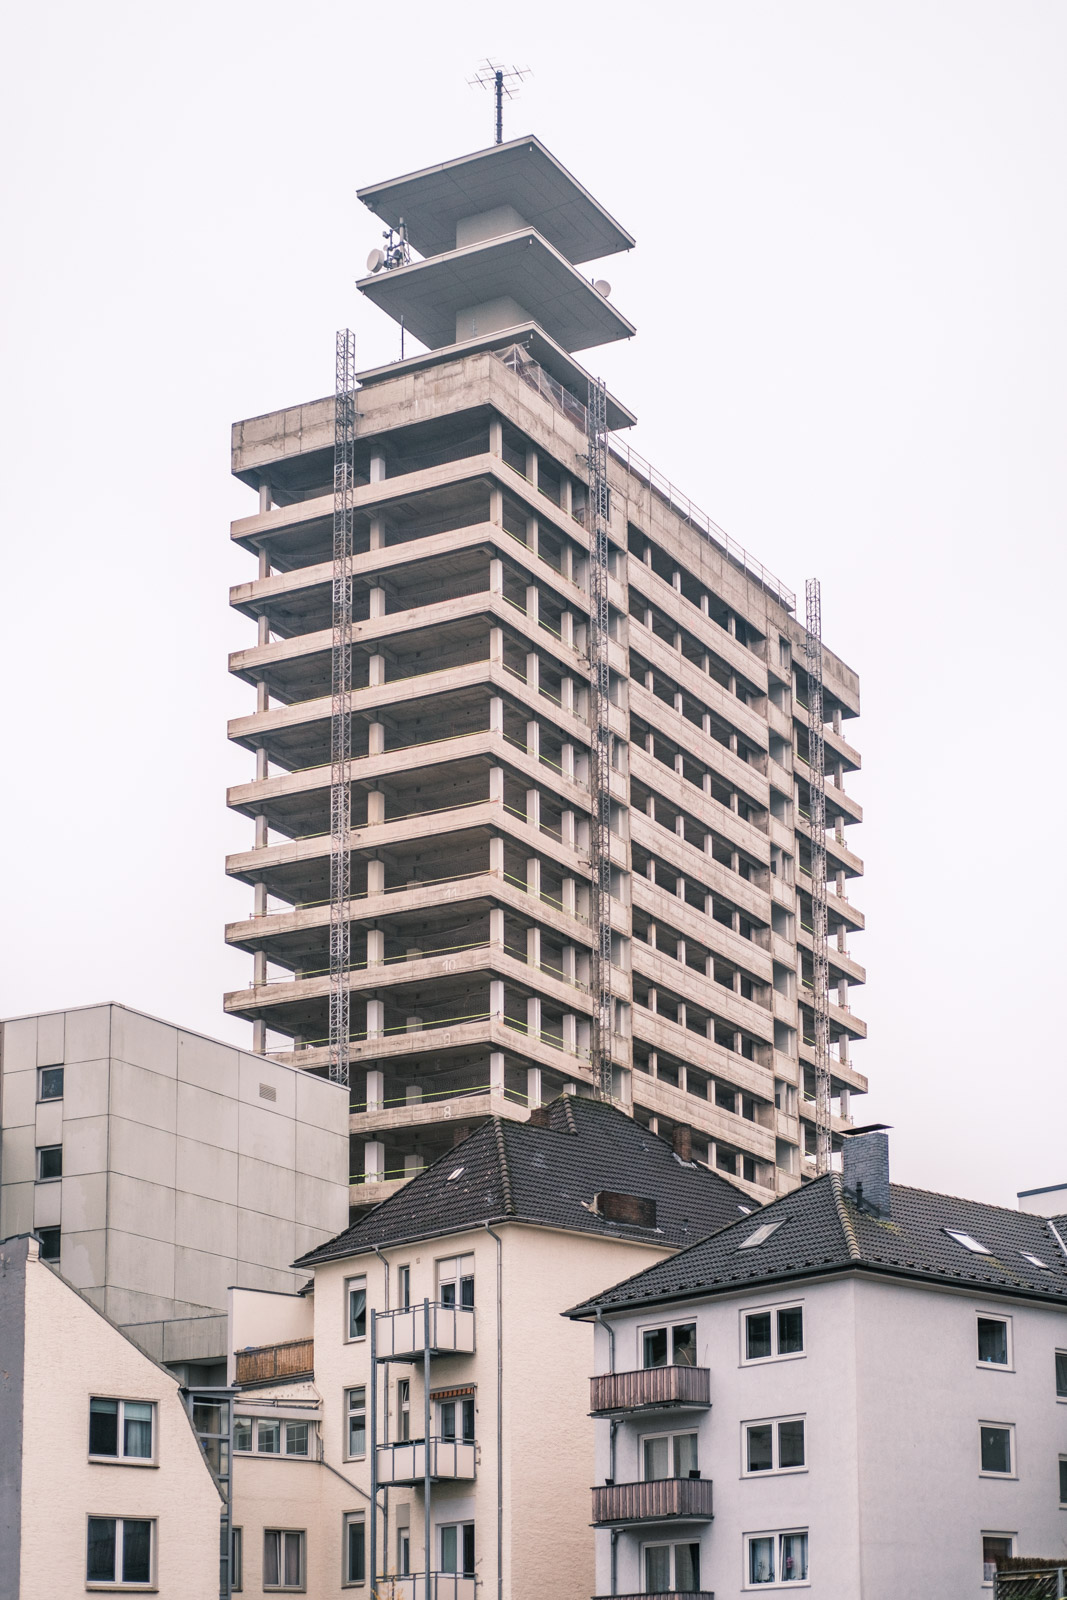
<box><xmin>346</xmin><ymin>1388</ymin><xmax>366</xmax><ymax>1457</ymax></box>
<box><xmin>746</xmin><ymin>1531</ymin><xmax>808</xmax><ymax>1586</ymax></box>
<box><xmin>263</xmin><ymin>1530</ymin><xmax>304</xmax><ymax>1591</ymax></box>
<box><xmin>89</xmin><ymin>1398</ymin><xmax>154</xmax><ymax>1462</ymax></box>
<box><xmin>344</xmin><ymin>1515</ymin><xmax>365</xmax><ymax>1584</ymax></box>
<box><xmin>439</xmin><ymin>1397</ymin><xmax>475</xmax><ymax>1443</ymax></box>
<box><xmin>642</xmin><ymin>1431</ymin><xmax>698</xmax><ymax>1479</ymax></box>
<box><xmin>644</xmin><ymin>1541</ymin><xmax>700</xmax><ymax>1591</ymax></box>
<box><xmin>346</xmin><ymin>1277</ymin><xmax>367</xmax><ymax>1340</ymax></box>
<box><xmin>982</xmin><ymin>1535</ymin><xmax>1013</xmax><ymax>1580</ymax></box>
<box><xmin>86</xmin><ymin>1517</ymin><xmax>153</xmax><ymax>1587</ymax></box>
<box><xmin>744</xmin><ymin>1416</ymin><xmax>805</xmax><ymax>1474</ymax></box>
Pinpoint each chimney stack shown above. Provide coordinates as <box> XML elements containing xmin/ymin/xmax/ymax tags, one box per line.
<box><xmin>841</xmin><ymin>1127</ymin><xmax>891</xmax><ymax>1218</ymax></box>
<box><xmin>672</xmin><ymin>1125</ymin><xmax>693</xmax><ymax>1162</ymax></box>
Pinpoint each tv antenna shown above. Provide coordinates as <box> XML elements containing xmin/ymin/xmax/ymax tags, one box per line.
<box><xmin>469</xmin><ymin>60</ymin><xmax>531</xmax><ymax>144</ymax></box>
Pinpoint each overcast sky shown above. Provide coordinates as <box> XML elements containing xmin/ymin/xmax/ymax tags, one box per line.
<box><xmin>2</xmin><ymin>1</ymin><xmax>1064</xmax><ymax>1206</ymax></box>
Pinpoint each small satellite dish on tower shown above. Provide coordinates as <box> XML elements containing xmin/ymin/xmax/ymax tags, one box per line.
<box><xmin>366</xmin><ymin>248</ymin><xmax>385</xmax><ymax>274</ymax></box>
<box><xmin>593</xmin><ymin>279</ymin><xmax>611</xmax><ymax>299</ymax></box>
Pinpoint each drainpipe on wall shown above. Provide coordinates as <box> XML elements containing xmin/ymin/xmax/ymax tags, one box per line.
<box><xmin>484</xmin><ymin>1223</ymin><xmax>505</xmax><ymax>1600</ymax></box>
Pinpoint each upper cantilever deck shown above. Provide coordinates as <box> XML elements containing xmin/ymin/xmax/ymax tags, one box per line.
<box><xmin>357</xmin><ymin>134</ymin><xmax>634</xmax><ymax>265</ymax></box>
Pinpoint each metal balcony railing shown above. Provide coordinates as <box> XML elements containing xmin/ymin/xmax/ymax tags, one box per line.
<box><xmin>374</xmin><ymin>1437</ymin><xmax>477</xmax><ymax>1485</ymax></box>
<box><xmin>234</xmin><ymin>1338</ymin><xmax>313</xmax><ymax>1385</ymax></box>
<box><xmin>372</xmin><ymin>1576</ymin><xmax>477</xmax><ymax>1600</ymax></box>
<box><xmin>590</xmin><ymin>1365</ymin><xmax>711</xmax><ymax>1416</ymax></box>
<box><xmin>591</xmin><ymin>1476</ymin><xmax>714</xmax><ymax>1526</ymax></box>
<box><xmin>593</xmin><ymin>1592</ymin><xmax>715</xmax><ymax>1600</ymax></box>
<box><xmin>374</xmin><ymin>1302</ymin><xmax>476</xmax><ymax>1360</ymax></box>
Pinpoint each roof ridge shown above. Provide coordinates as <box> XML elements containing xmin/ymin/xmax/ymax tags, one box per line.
<box><xmin>830</xmin><ymin>1172</ymin><xmax>862</xmax><ymax>1260</ymax></box>
<box><xmin>492</xmin><ymin>1118</ymin><xmax>516</xmax><ymax>1215</ymax></box>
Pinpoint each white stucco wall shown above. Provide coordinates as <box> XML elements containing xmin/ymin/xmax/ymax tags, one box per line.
<box><xmin>592</xmin><ymin>1272</ymin><xmax>1067</xmax><ymax>1598</ymax></box>
<box><xmin>19</xmin><ymin>1245</ymin><xmax>222</xmax><ymax>1600</ymax></box>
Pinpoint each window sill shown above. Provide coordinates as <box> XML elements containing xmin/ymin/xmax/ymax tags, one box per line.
<box><xmin>978</xmin><ymin>1472</ymin><xmax>1017</xmax><ymax>1481</ymax></box>
<box><xmin>976</xmin><ymin>1363</ymin><xmax>1015</xmax><ymax>1373</ymax></box>
<box><xmin>88</xmin><ymin>1457</ymin><xmax>158</xmax><ymax>1469</ymax></box>
<box><xmin>86</xmin><ymin>1587</ymin><xmax>157</xmax><ymax>1593</ymax></box>
<box><xmin>740</xmin><ymin>1352</ymin><xmax>805</xmax><ymax>1368</ymax></box>
<box><xmin>743</xmin><ymin>1468</ymin><xmax>808</xmax><ymax>1480</ymax></box>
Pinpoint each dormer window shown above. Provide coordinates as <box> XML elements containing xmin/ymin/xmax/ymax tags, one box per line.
<box><xmin>944</xmin><ymin>1229</ymin><xmax>991</xmax><ymax>1255</ymax></box>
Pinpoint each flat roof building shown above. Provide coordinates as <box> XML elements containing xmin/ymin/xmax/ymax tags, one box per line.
<box><xmin>224</xmin><ymin>133</ymin><xmax>866</xmax><ymax>1210</ymax></box>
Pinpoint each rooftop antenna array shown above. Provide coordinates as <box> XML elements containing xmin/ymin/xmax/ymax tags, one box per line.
<box><xmin>329</xmin><ymin>329</ymin><xmax>358</xmax><ymax>1086</ymax></box>
<box><xmin>586</xmin><ymin>376</ymin><xmax>614</xmax><ymax>1100</ymax></box>
<box><xmin>469</xmin><ymin>59</ymin><xmax>531</xmax><ymax>144</ymax></box>
<box><xmin>804</xmin><ymin>578</ymin><xmax>832</xmax><ymax>1174</ymax></box>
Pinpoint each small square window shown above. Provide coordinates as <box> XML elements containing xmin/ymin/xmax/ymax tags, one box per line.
<box><xmin>743</xmin><ymin>1416</ymin><xmax>805</xmax><ymax>1475</ymax></box>
<box><xmin>89</xmin><ymin>1397</ymin><xmax>154</xmax><ymax>1461</ymax></box>
<box><xmin>980</xmin><ymin>1424</ymin><xmax>1014</xmax><ymax>1476</ymax></box>
<box><xmin>37</xmin><ymin>1144</ymin><xmax>62</xmax><ymax>1182</ymax></box>
<box><xmin>743</xmin><ymin>1303</ymin><xmax>803</xmax><ymax>1363</ymax></box>
<box><xmin>745</xmin><ymin>1529</ymin><xmax>808</xmax><ymax>1586</ymax></box>
<box><xmin>38</xmin><ymin>1065</ymin><xmax>64</xmax><ymax>1101</ymax></box>
<box><xmin>37</xmin><ymin>1227</ymin><xmax>60</xmax><ymax>1262</ymax></box>
<box><xmin>977</xmin><ymin>1317</ymin><xmax>1009</xmax><ymax>1366</ymax></box>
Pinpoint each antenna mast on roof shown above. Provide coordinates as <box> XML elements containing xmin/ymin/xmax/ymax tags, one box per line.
<box><xmin>328</xmin><ymin>330</ymin><xmax>358</xmax><ymax>1086</ymax></box>
<box><xmin>469</xmin><ymin>60</ymin><xmax>531</xmax><ymax>144</ymax></box>
<box><xmin>804</xmin><ymin>579</ymin><xmax>832</xmax><ymax>1175</ymax></box>
<box><xmin>586</xmin><ymin>376</ymin><xmax>614</xmax><ymax>1102</ymax></box>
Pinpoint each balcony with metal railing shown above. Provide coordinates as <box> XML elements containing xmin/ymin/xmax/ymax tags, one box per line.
<box><xmin>374</xmin><ymin>1302</ymin><xmax>476</xmax><ymax>1361</ymax></box>
<box><xmin>593</xmin><ymin>1593</ymin><xmax>714</xmax><ymax>1600</ymax></box>
<box><xmin>590</xmin><ymin>1364</ymin><xmax>711</xmax><ymax>1417</ymax></box>
<box><xmin>375</xmin><ymin>1436</ymin><xmax>477</xmax><ymax>1486</ymax></box>
<box><xmin>591</xmin><ymin>1476</ymin><xmax>714</xmax><ymax>1527</ymax></box>
<box><xmin>372</xmin><ymin>1576</ymin><xmax>476</xmax><ymax>1600</ymax></box>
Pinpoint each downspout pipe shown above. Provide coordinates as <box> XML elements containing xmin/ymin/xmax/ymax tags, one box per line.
<box><xmin>484</xmin><ymin>1223</ymin><xmax>504</xmax><ymax>1600</ymax></box>
<box><xmin>594</xmin><ymin>1307</ymin><xmax>618</xmax><ymax>1597</ymax></box>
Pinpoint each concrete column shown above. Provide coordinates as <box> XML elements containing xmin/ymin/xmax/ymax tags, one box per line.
<box><xmin>489</xmin><ymin>766</ymin><xmax>504</xmax><ymax>804</ymax></box>
<box><xmin>560</xmin><ymin>477</ymin><xmax>572</xmax><ymax>517</ymax></box>
<box><xmin>647</xmin><ymin>922</ymin><xmax>657</xmax><ymax>949</ymax></box>
<box><xmin>369</xmin><ymin>586</ymin><xmax>386</xmax><ymax>619</ymax></box>
<box><xmin>728</xmin><ymin>614</ymin><xmax>737</xmax><ymax>637</ymax></box>
<box><xmin>252</xmin><ymin>1020</ymin><xmax>266</xmax><ymax>1054</ymax></box>
<box><xmin>258</xmin><ymin>614</ymin><xmax>270</xmax><ymax>646</ymax></box>
<box><xmin>370</xmin><ymin>451</ymin><xmax>386</xmax><ymax>483</ymax></box>
<box><xmin>838</xmin><ymin>978</ymin><xmax>849</xmax><ymax>1007</ymax></box>
<box><xmin>675</xmin><ymin>815</ymin><xmax>685</xmax><ymax>840</ymax></box>
<box><xmin>490</xmin><ymin>979</ymin><xmax>505</xmax><ymax>1017</ymax></box>
<box><xmin>527</xmin><ymin>1066</ymin><xmax>543</xmax><ymax>1108</ymax></box>
<box><xmin>731</xmin><ymin>850</ymin><xmax>740</xmax><ymax>873</ymax></box>
<box><xmin>256</xmin><ymin>747</ymin><xmax>269</xmax><ymax>781</ymax></box>
<box><xmin>489</xmin><ymin>416</ymin><xmax>502</xmax><ymax>455</ymax></box>
<box><xmin>489</xmin><ymin>627</ymin><xmax>503</xmax><ymax>663</ymax></box>
<box><xmin>647</xmin><ymin>859</ymin><xmax>656</xmax><ymax>885</ymax></box>
<box><xmin>366</xmin><ymin>929</ymin><xmax>384</xmax><ymax>966</ymax></box>
<box><xmin>526</xmin><ymin>996</ymin><xmax>541</xmax><ymax>1039</ymax></box>
<box><xmin>369</xmin><ymin>515</ymin><xmax>384</xmax><ymax>551</ymax></box>
<box><xmin>490</xmin><ymin>487</ymin><xmax>503</xmax><ymax>525</ymax></box>
<box><xmin>489</xmin><ymin>836</ymin><xmax>505</xmax><ymax>875</ymax></box>
<box><xmin>527</xmin><ymin>857</ymin><xmax>541</xmax><ymax>897</ymax></box>
<box><xmin>732</xmin><ymin>910</ymin><xmax>741</xmax><ymax>934</ymax></box>
<box><xmin>561</xmin><ymin>740</ymin><xmax>575</xmax><ymax>778</ymax></box>
<box><xmin>648</xmin><ymin>986</ymin><xmax>658</xmax><ymax>1014</ymax></box>
<box><xmin>733</xmin><ymin>1030</ymin><xmax>742</xmax><ymax>1054</ymax></box>
<box><xmin>833</xmin><ymin>708</ymin><xmax>842</xmax><ymax>734</ymax></box>
<box><xmin>367</xmin><ymin>859</ymin><xmax>385</xmax><ymax>895</ymax></box>
<box><xmin>526</xmin><ymin>517</ymin><xmax>538</xmax><ymax>557</ymax></box>
<box><xmin>676</xmin><ymin>939</ymin><xmax>686</xmax><ymax>967</ymax></box>
<box><xmin>405</xmin><ymin>1015</ymin><xmax>422</xmax><ymax>1033</ymax></box>
<box><xmin>836</xmin><ymin>870</ymin><xmax>846</xmax><ymax>897</ymax></box>
<box><xmin>729</xmin><ymin>732</ymin><xmax>738</xmax><ymax>754</ymax></box>
<box><xmin>700</xmin><ymin>594</ymin><xmax>709</xmax><ymax>616</ymax></box>
<box><xmin>562</xmin><ymin>944</ymin><xmax>576</xmax><ymax>983</ymax></box>
<box><xmin>254</xmin><ymin>882</ymin><xmax>267</xmax><ymax>916</ymax></box>
<box><xmin>364</xmin><ymin>1141</ymin><xmax>385</xmax><ymax>1183</ymax></box>
<box><xmin>840</xmin><ymin>1086</ymin><xmax>851</xmax><ymax>1119</ymax></box>
<box><xmin>560</xmin><ymin>611</ymin><xmax>574</xmax><ymax>649</ymax></box>
<box><xmin>526</xmin><ymin>788</ymin><xmax>540</xmax><ymax>828</ymax></box>
<box><xmin>404</xmin><ymin>1153</ymin><xmax>424</xmax><ymax>1178</ymax></box>
<box><xmin>256</xmin><ymin>681</ymin><xmax>269</xmax><ymax>713</ymax></box>
<box><xmin>526</xmin><ymin>655</ymin><xmax>540</xmax><ymax>694</ymax></box>
<box><xmin>366</xmin><ymin>999</ymin><xmax>384</xmax><ymax>1038</ymax></box>
<box><xmin>366</xmin><ymin>1069</ymin><xmax>385</xmax><ymax>1112</ymax></box>
<box><xmin>367</xmin><ymin>790</ymin><xmax>385</xmax><ymax>825</ymax></box>
<box><xmin>562</xmin><ymin>877</ymin><xmax>576</xmax><ymax>915</ymax></box>
<box><xmin>369</xmin><ymin>653</ymin><xmax>386</xmax><ymax>687</ymax></box>
<box><xmin>489</xmin><ymin>1051</ymin><xmax>505</xmax><ymax>1091</ymax></box>
<box><xmin>677</xmin><ymin>1003</ymin><xmax>687</xmax><ymax>1031</ymax></box>
<box><xmin>701</xmin><ymin>713</ymin><xmax>711</xmax><ymax>738</ymax></box>
<box><xmin>562</xmin><ymin>1013</ymin><xmax>577</xmax><ymax>1054</ymax></box>
<box><xmin>489</xmin><ymin>907</ymin><xmax>505</xmax><ymax>945</ymax></box>
<box><xmin>489</xmin><ymin>696</ymin><xmax>504</xmax><ymax>733</ymax></box>
<box><xmin>645</xmin><ymin>794</ymin><xmax>655</xmax><ymax>820</ymax></box>
<box><xmin>259</xmin><ymin>482</ymin><xmax>273</xmax><ymax>514</ymax></box>
<box><xmin>525</xmin><ymin>445</ymin><xmax>538</xmax><ymax>487</ymax></box>
<box><xmin>255</xmin><ymin>814</ymin><xmax>268</xmax><ymax>849</ymax></box>
<box><xmin>253</xmin><ymin>951</ymin><xmax>267</xmax><ymax>985</ymax></box>
<box><xmin>527</xmin><ymin>926</ymin><xmax>541</xmax><ymax>969</ymax></box>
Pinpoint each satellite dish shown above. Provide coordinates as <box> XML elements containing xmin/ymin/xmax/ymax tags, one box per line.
<box><xmin>366</xmin><ymin>248</ymin><xmax>385</xmax><ymax>274</ymax></box>
<box><xmin>593</xmin><ymin>278</ymin><xmax>611</xmax><ymax>298</ymax></box>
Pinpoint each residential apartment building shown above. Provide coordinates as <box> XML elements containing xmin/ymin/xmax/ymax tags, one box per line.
<box><xmin>0</xmin><ymin>1233</ymin><xmax>223</xmax><ymax>1599</ymax></box>
<box><xmin>225</xmin><ymin>1094</ymin><xmax>754</xmax><ymax>1599</ymax></box>
<box><xmin>567</xmin><ymin>1130</ymin><xmax>1067</xmax><ymax>1598</ymax></box>
<box><xmin>224</xmin><ymin>133</ymin><xmax>867</xmax><ymax>1210</ymax></box>
<box><xmin>0</xmin><ymin>1003</ymin><xmax>348</xmax><ymax>1376</ymax></box>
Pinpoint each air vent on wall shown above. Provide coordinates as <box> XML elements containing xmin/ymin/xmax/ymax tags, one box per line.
<box><xmin>259</xmin><ymin>1083</ymin><xmax>277</xmax><ymax>1102</ymax></box>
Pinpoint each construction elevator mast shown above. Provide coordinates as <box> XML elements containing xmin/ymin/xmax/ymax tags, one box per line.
<box><xmin>586</xmin><ymin>377</ymin><xmax>614</xmax><ymax>1099</ymax></box>
<box><xmin>804</xmin><ymin>577</ymin><xmax>832</xmax><ymax>1174</ymax></box>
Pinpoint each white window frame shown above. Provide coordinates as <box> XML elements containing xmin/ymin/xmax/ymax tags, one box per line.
<box><xmin>263</xmin><ymin>1528</ymin><xmax>306</xmax><ymax>1593</ymax></box>
<box><xmin>85</xmin><ymin>1515</ymin><xmax>156</xmax><ymax>1590</ymax></box>
<box><xmin>342</xmin><ymin>1512</ymin><xmax>366</xmax><ymax>1587</ymax></box>
<box><xmin>639</xmin><ymin>1427</ymin><xmax>700</xmax><ymax>1481</ymax></box>
<box><xmin>437</xmin><ymin>1394</ymin><xmax>475</xmax><ymax>1444</ymax></box>
<box><xmin>1056</xmin><ymin>1349</ymin><xmax>1067</xmax><ymax>1402</ymax></box>
<box><xmin>397</xmin><ymin>1529</ymin><xmax>411</xmax><ymax>1576</ymax></box>
<box><xmin>439</xmin><ymin>1521</ymin><xmax>475</xmax><ymax>1576</ymax></box>
<box><xmin>233</xmin><ymin>1416</ymin><xmax>315</xmax><ymax>1457</ymax></box>
<box><xmin>397</xmin><ymin>1265</ymin><xmax>411</xmax><ymax>1309</ymax></box>
<box><xmin>743</xmin><ymin>1528</ymin><xmax>810</xmax><ymax>1587</ymax></box>
<box><xmin>88</xmin><ymin>1397</ymin><xmax>157</xmax><ymax>1465</ymax></box>
<box><xmin>637</xmin><ymin>1318</ymin><xmax>699</xmax><ymax>1369</ymax></box>
<box><xmin>345</xmin><ymin>1387</ymin><xmax>367</xmax><ymax>1460</ymax></box>
<box><xmin>981</xmin><ymin>1531</ymin><xmax>1016</xmax><ymax>1586</ymax></box>
<box><xmin>740</xmin><ymin>1301</ymin><xmax>805</xmax><ymax>1365</ymax></box>
<box><xmin>979</xmin><ymin>1421</ymin><xmax>1016</xmax><ymax>1479</ymax></box>
<box><xmin>436</xmin><ymin>1253</ymin><xmax>474</xmax><ymax>1308</ymax></box>
<box><xmin>38</xmin><ymin>1064</ymin><xmax>64</xmax><ymax>1101</ymax></box>
<box><xmin>640</xmin><ymin>1538</ymin><xmax>703</xmax><ymax>1591</ymax></box>
<box><xmin>37</xmin><ymin>1143</ymin><xmax>62</xmax><ymax>1182</ymax></box>
<box><xmin>345</xmin><ymin>1275</ymin><xmax>367</xmax><ymax>1342</ymax></box>
<box><xmin>741</xmin><ymin>1415</ymin><xmax>806</xmax><ymax>1477</ymax></box>
<box><xmin>975</xmin><ymin>1312</ymin><xmax>1013</xmax><ymax>1370</ymax></box>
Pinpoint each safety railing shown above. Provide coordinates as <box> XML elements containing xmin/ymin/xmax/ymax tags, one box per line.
<box><xmin>591</xmin><ymin>1476</ymin><xmax>714</xmax><ymax>1526</ymax></box>
<box><xmin>590</xmin><ymin>1365</ymin><xmax>711</xmax><ymax>1416</ymax></box>
<box><xmin>234</xmin><ymin>1338</ymin><xmax>314</xmax><ymax>1386</ymax></box>
<box><xmin>375</xmin><ymin>1437</ymin><xmax>477</xmax><ymax>1485</ymax></box>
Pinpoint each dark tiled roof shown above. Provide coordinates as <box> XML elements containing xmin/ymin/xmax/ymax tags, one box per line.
<box><xmin>296</xmin><ymin>1096</ymin><xmax>753</xmax><ymax>1266</ymax></box>
<box><xmin>565</xmin><ymin>1174</ymin><xmax>1067</xmax><ymax>1316</ymax></box>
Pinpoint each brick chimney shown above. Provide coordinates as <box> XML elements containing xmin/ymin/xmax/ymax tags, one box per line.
<box><xmin>841</xmin><ymin>1127</ymin><xmax>891</xmax><ymax>1218</ymax></box>
<box><xmin>594</xmin><ymin>1191</ymin><xmax>657</xmax><ymax>1228</ymax></box>
<box><xmin>672</xmin><ymin>1125</ymin><xmax>693</xmax><ymax>1162</ymax></box>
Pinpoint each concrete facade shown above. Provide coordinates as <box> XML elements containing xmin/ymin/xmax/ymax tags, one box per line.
<box><xmin>0</xmin><ymin>1003</ymin><xmax>349</xmax><ymax>1364</ymax></box>
<box><xmin>225</xmin><ymin>134</ymin><xmax>867</xmax><ymax>1205</ymax></box>
<box><xmin>0</xmin><ymin>1233</ymin><xmax>223</xmax><ymax>1599</ymax></box>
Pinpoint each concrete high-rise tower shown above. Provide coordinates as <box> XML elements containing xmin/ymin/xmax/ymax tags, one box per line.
<box><xmin>224</xmin><ymin>135</ymin><xmax>866</xmax><ymax>1208</ymax></box>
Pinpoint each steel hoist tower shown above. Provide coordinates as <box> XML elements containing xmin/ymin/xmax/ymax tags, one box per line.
<box><xmin>804</xmin><ymin>578</ymin><xmax>832</xmax><ymax>1174</ymax></box>
<box><xmin>586</xmin><ymin>377</ymin><xmax>614</xmax><ymax>1100</ymax></box>
<box><xmin>329</xmin><ymin>330</ymin><xmax>358</xmax><ymax>1086</ymax></box>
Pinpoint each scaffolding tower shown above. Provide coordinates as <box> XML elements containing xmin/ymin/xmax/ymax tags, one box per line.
<box><xmin>329</xmin><ymin>330</ymin><xmax>358</xmax><ymax>1086</ymax></box>
<box><xmin>586</xmin><ymin>377</ymin><xmax>614</xmax><ymax>1100</ymax></box>
<box><xmin>804</xmin><ymin>577</ymin><xmax>832</xmax><ymax>1174</ymax></box>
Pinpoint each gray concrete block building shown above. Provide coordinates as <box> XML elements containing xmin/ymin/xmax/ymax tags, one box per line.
<box><xmin>0</xmin><ymin>1003</ymin><xmax>348</xmax><ymax>1373</ymax></box>
<box><xmin>223</xmin><ymin>134</ymin><xmax>868</xmax><ymax>1207</ymax></box>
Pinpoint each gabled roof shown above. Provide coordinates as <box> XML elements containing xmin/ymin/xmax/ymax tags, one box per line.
<box><xmin>565</xmin><ymin>1174</ymin><xmax>1067</xmax><ymax>1317</ymax></box>
<box><xmin>296</xmin><ymin>1096</ymin><xmax>753</xmax><ymax>1267</ymax></box>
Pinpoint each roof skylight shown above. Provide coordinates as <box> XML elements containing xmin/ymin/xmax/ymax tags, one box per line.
<box><xmin>944</xmin><ymin>1228</ymin><xmax>992</xmax><ymax>1255</ymax></box>
<box><xmin>447</xmin><ymin>1167</ymin><xmax>465</xmax><ymax>1182</ymax></box>
<box><xmin>1021</xmin><ymin>1251</ymin><xmax>1052</xmax><ymax>1270</ymax></box>
<box><xmin>738</xmin><ymin>1220</ymin><xmax>784</xmax><ymax>1250</ymax></box>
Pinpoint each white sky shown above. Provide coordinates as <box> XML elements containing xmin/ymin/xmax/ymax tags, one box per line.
<box><xmin>2</xmin><ymin>1</ymin><xmax>1064</xmax><ymax>1207</ymax></box>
